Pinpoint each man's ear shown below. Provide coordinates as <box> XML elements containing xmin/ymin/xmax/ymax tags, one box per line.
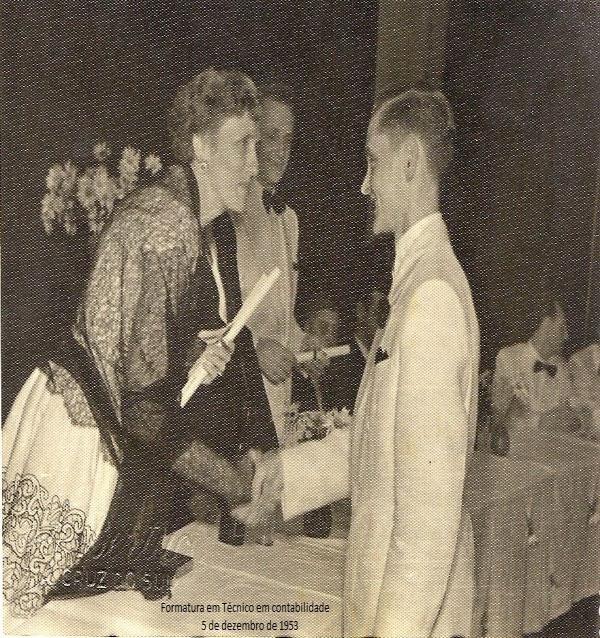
<box><xmin>402</xmin><ymin>134</ymin><xmax>419</xmax><ymax>182</ymax></box>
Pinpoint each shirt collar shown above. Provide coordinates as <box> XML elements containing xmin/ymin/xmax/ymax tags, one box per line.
<box><xmin>394</xmin><ymin>213</ymin><xmax>442</xmax><ymax>262</ymax></box>
<box><xmin>389</xmin><ymin>213</ymin><xmax>443</xmax><ymax>303</ymax></box>
<box><xmin>528</xmin><ymin>340</ymin><xmax>542</xmax><ymax>362</ymax></box>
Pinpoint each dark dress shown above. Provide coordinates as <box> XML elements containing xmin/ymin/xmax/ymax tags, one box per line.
<box><xmin>48</xmin><ymin>165</ymin><xmax>277</xmax><ymax>600</ymax></box>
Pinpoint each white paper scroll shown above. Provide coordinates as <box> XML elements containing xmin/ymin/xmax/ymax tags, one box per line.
<box><xmin>295</xmin><ymin>344</ymin><xmax>351</xmax><ymax>364</ymax></box>
<box><xmin>180</xmin><ymin>267</ymin><xmax>281</xmax><ymax>407</ymax></box>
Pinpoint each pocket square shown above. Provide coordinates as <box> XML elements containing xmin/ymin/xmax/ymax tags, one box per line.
<box><xmin>375</xmin><ymin>346</ymin><xmax>389</xmax><ymax>364</ymax></box>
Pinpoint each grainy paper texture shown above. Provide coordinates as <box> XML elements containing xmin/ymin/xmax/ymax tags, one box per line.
<box><xmin>2</xmin><ymin>2</ymin><xmax>599</xmax><ymax>637</ymax></box>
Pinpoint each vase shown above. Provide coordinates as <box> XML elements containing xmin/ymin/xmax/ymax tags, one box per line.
<box><xmin>218</xmin><ymin>510</ymin><xmax>245</xmax><ymax>546</ymax></box>
<box><xmin>303</xmin><ymin>505</ymin><xmax>332</xmax><ymax>538</ymax></box>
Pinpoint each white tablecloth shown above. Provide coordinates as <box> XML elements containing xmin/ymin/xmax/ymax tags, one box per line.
<box><xmin>6</xmin><ymin>445</ymin><xmax>598</xmax><ymax>637</ymax></box>
<box><xmin>6</xmin><ymin>519</ymin><xmax>345</xmax><ymax>637</ymax></box>
<box><xmin>464</xmin><ymin>452</ymin><xmax>558</xmax><ymax>637</ymax></box>
<box><xmin>509</xmin><ymin>429</ymin><xmax>600</xmax><ymax>624</ymax></box>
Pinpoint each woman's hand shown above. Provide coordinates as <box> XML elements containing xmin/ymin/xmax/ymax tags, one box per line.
<box><xmin>188</xmin><ymin>340</ymin><xmax>234</xmax><ymax>385</ymax></box>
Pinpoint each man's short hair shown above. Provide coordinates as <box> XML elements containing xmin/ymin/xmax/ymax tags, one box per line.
<box><xmin>257</xmin><ymin>83</ymin><xmax>296</xmax><ymax>115</ymax></box>
<box><xmin>526</xmin><ymin>298</ymin><xmax>561</xmax><ymax>337</ymax></box>
<box><xmin>373</xmin><ymin>88</ymin><xmax>455</xmax><ymax>179</ymax></box>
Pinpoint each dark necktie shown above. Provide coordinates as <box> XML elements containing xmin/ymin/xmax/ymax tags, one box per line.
<box><xmin>211</xmin><ymin>212</ymin><xmax>242</xmax><ymax>319</ymax></box>
<box><xmin>262</xmin><ymin>188</ymin><xmax>286</xmax><ymax>215</ymax></box>
<box><xmin>533</xmin><ymin>360</ymin><xmax>558</xmax><ymax>378</ymax></box>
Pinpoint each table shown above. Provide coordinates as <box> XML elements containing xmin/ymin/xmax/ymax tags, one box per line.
<box><xmin>464</xmin><ymin>452</ymin><xmax>556</xmax><ymax>637</ymax></box>
<box><xmin>509</xmin><ymin>429</ymin><xmax>600</xmax><ymax>626</ymax></box>
<box><xmin>5</xmin><ymin>520</ymin><xmax>345</xmax><ymax>637</ymax></box>
<box><xmin>6</xmin><ymin>448</ymin><xmax>597</xmax><ymax>637</ymax></box>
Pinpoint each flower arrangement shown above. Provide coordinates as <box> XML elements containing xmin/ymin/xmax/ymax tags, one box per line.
<box><xmin>283</xmin><ymin>404</ymin><xmax>352</xmax><ymax>446</ymax></box>
<box><xmin>41</xmin><ymin>142</ymin><xmax>163</xmax><ymax>237</ymax></box>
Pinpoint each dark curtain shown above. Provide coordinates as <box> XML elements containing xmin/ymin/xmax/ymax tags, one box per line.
<box><xmin>443</xmin><ymin>0</ymin><xmax>600</xmax><ymax>369</ymax></box>
<box><xmin>1</xmin><ymin>0</ymin><xmax>378</xmax><ymax>419</ymax></box>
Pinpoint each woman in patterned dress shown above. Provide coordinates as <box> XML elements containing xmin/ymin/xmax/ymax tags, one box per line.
<box><xmin>3</xmin><ymin>68</ymin><xmax>277</xmax><ymax>619</ymax></box>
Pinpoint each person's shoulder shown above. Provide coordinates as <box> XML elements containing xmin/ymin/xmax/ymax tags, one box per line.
<box><xmin>413</xmin><ymin>234</ymin><xmax>468</xmax><ymax>291</ymax></box>
<box><xmin>403</xmin><ymin>279</ymin><xmax>464</xmax><ymax>333</ymax></box>
<box><xmin>568</xmin><ymin>349</ymin><xmax>586</xmax><ymax>374</ymax></box>
<box><xmin>109</xmin><ymin>166</ymin><xmax>197</xmax><ymax>254</ymax></box>
<box><xmin>411</xmin><ymin>278</ymin><xmax>459</xmax><ymax>305</ymax></box>
<box><xmin>119</xmin><ymin>165</ymin><xmax>192</xmax><ymax>216</ymax></box>
<box><xmin>570</xmin><ymin>343</ymin><xmax>596</xmax><ymax>365</ymax></box>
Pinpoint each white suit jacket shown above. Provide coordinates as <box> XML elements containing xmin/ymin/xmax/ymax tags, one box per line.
<box><xmin>236</xmin><ymin>181</ymin><xmax>305</xmax><ymax>439</ymax></box>
<box><xmin>569</xmin><ymin>343</ymin><xmax>600</xmax><ymax>429</ymax></box>
<box><xmin>281</xmin><ymin>214</ymin><xmax>480</xmax><ymax>637</ymax></box>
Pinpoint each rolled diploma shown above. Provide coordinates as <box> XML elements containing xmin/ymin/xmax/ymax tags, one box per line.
<box><xmin>295</xmin><ymin>344</ymin><xmax>351</xmax><ymax>364</ymax></box>
<box><xmin>180</xmin><ymin>267</ymin><xmax>281</xmax><ymax>407</ymax></box>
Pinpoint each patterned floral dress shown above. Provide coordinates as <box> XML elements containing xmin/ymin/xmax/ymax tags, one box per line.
<box><xmin>3</xmin><ymin>165</ymin><xmax>276</xmax><ymax>619</ymax></box>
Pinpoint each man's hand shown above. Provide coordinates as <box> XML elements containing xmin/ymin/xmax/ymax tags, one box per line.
<box><xmin>232</xmin><ymin>449</ymin><xmax>283</xmax><ymax>526</ymax></box>
<box><xmin>256</xmin><ymin>338</ymin><xmax>296</xmax><ymax>384</ymax></box>
<box><xmin>297</xmin><ymin>333</ymin><xmax>331</xmax><ymax>380</ymax></box>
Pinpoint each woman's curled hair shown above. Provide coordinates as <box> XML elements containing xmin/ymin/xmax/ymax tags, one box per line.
<box><xmin>168</xmin><ymin>68</ymin><xmax>259</xmax><ymax>163</ymax></box>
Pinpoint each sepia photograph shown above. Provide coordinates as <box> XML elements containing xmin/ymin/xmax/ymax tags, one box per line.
<box><xmin>1</xmin><ymin>1</ymin><xmax>599</xmax><ymax>636</ymax></box>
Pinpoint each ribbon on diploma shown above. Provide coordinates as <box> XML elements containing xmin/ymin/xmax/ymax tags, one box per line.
<box><xmin>295</xmin><ymin>344</ymin><xmax>351</xmax><ymax>364</ymax></box>
<box><xmin>180</xmin><ymin>267</ymin><xmax>281</xmax><ymax>407</ymax></box>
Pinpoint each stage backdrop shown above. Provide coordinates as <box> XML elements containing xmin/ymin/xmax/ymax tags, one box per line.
<box><xmin>1</xmin><ymin>0</ymin><xmax>378</xmax><ymax>419</ymax></box>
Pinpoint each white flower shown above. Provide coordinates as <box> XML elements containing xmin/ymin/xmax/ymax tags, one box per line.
<box><xmin>65</xmin><ymin>220</ymin><xmax>77</xmax><ymax>235</ymax></box>
<box><xmin>119</xmin><ymin>146</ymin><xmax>141</xmax><ymax>194</ymax></box>
<box><xmin>77</xmin><ymin>169</ymin><xmax>97</xmax><ymax>212</ymax></box>
<box><xmin>45</xmin><ymin>164</ymin><xmax>66</xmax><ymax>192</ymax></box>
<box><xmin>144</xmin><ymin>153</ymin><xmax>162</xmax><ymax>175</ymax></box>
<box><xmin>92</xmin><ymin>141</ymin><xmax>111</xmax><ymax>162</ymax></box>
<box><xmin>40</xmin><ymin>192</ymin><xmax>66</xmax><ymax>234</ymax></box>
<box><xmin>331</xmin><ymin>407</ymin><xmax>352</xmax><ymax>428</ymax></box>
<box><xmin>61</xmin><ymin>161</ymin><xmax>79</xmax><ymax>195</ymax></box>
<box><xmin>92</xmin><ymin>165</ymin><xmax>111</xmax><ymax>201</ymax></box>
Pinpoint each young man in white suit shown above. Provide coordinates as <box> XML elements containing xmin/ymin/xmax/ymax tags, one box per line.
<box><xmin>236</xmin><ymin>89</ymin><xmax>480</xmax><ymax>638</ymax></box>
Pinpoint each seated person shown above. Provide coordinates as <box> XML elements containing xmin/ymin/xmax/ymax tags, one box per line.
<box><xmin>569</xmin><ymin>331</ymin><xmax>600</xmax><ymax>437</ymax></box>
<box><xmin>235</xmin><ymin>83</ymin><xmax>306</xmax><ymax>441</ymax></box>
<box><xmin>491</xmin><ymin>300</ymin><xmax>576</xmax><ymax>451</ymax></box>
<box><xmin>292</xmin><ymin>287</ymin><xmax>389</xmax><ymax>414</ymax></box>
<box><xmin>291</xmin><ymin>295</ymin><xmax>341</xmax><ymax>416</ymax></box>
<box><xmin>341</xmin><ymin>286</ymin><xmax>390</xmax><ymax>409</ymax></box>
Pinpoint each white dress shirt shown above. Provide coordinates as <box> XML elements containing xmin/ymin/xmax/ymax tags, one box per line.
<box><xmin>235</xmin><ymin>180</ymin><xmax>305</xmax><ymax>439</ymax></box>
<box><xmin>492</xmin><ymin>341</ymin><xmax>573</xmax><ymax>433</ymax></box>
<box><xmin>205</xmin><ymin>227</ymin><xmax>227</xmax><ymax>323</ymax></box>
